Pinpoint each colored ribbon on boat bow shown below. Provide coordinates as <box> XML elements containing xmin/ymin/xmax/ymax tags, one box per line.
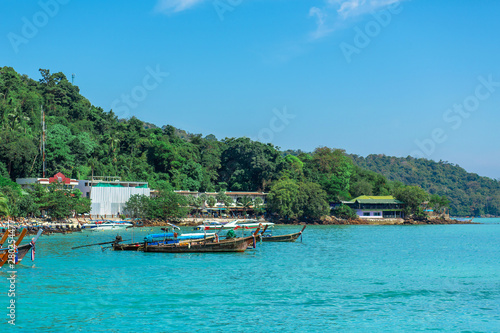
<box><xmin>30</xmin><ymin>240</ymin><xmax>36</xmax><ymax>261</ymax></box>
<box><xmin>252</xmin><ymin>235</ymin><xmax>256</xmax><ymax>249</ymax></box>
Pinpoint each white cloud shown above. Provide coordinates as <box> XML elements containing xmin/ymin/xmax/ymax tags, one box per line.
<box><xmin>309</xmin><ymin>0</ymin><xmax>404</xmax><ymax>40</ymax></box>
<box><xmin>309</xmin><ymin>7</ymin><xmax>333</xmax><ymax>39</ymax></box>
<box><xmin>155</xmin><ymin>0</ymin><xmax>207</xmax><ymax>14</ymax></box>
<box><xmin>336</xmin><ymin>0</ymin><xmax>401</xmax><ymax>18</ymax></box>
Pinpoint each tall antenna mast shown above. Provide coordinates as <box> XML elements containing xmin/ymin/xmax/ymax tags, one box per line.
<box><xmin>72</xmin><ymin>73</ymin><xmax>75</xmax><ymax>85</ymax></box>
<box><xmin>41</xmin><ymin>105</ymin><xmax>46</xmax><ymax>178</ymax></box>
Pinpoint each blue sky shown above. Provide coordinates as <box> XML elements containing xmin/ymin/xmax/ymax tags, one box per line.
<box><xmin>2</xmin><ymin>0</ymin><xmax>499</xmax><ymax>179</ymax></box>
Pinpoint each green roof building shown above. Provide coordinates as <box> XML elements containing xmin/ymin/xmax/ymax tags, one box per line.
<box><xmin>345</xmin><ymin>195</ymin><xmax>405</xmax><ymax>219</ymax></box>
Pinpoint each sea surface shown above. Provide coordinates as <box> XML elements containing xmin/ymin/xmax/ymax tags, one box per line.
<box><xmin>2</xmin><ymin>218</ymin><xmax>499</xmax><ymax>332</ymax></box>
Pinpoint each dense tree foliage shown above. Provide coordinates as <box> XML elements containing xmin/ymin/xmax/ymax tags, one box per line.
<box><xmin>393</xmin><ymin>185</ymin><xmax>429</xmax><ymax>218</ymax></box>
<box><xmin>429</xmin><ymin>194</ymin><xmax>450</xmax><ymax>214</ymax></box>
<box><xmin>123</xmin><ymin>194</ymin><xmax>150</xmax><ymax>218</ymax></box>
<box><xmin>351</xmin><ymin>154</ymin><xmax>500</xmax><ymax>216</ymax></box>
<box><xmin>0</xmin><ymin>180</ymin><xmax>91</xmax><ymax>220</ymax></box>
<box><xmin>266</xmin><ymin>178</ymin><xmax>301</xmax><ymax>219</ymax></box>
<box><xmin>0</xmin><ymin>192</ymin><xmax>9</xmax><ymax>217</ymax></box>
<box><xmin>0</xmin><ymin>67</ymin><xmax>490</xmax><ymax>220</ymax></box>
<box><xmin>218</xmin><ymin>137</ymin><xmax>283</xmax><ymax>191</ymax></box>
<box><xmin>332</xmin><ymin>205</ymin><xmax>358</xmax><ymax>220</ymax></box>
<box><xmin>266</xmin><ymin>178</ymin><xmax>329</xmax><ymax>220</ymax></box>
<box><xmin>124</xmin><ymin>190</ymin><xmax>189</xmax><ymax>220</ymax></box>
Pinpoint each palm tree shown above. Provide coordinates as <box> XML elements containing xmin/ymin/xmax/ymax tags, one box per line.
<box><xmin>206</xmin><ymin>196</ymin><xmax>216</xmax><ymax>208</ymax></box>
<box><xmin>206</xmin><ymin>196</ymin><xmax>216</xmax><ymax>217</ymax></box>
<box><xmin>223</xmin><ymin>196</ymin><xmax>233</xmax><ymax>217</ymax></box>
<box><xmin>237</xmin><ymin>196</ymin><xmax>253</xmax><ymax>217</ymax></box>
<box><xmin>253</xmin><ymin>197</ymin><xmax>264</xmax><ymax>215</ymax></box>
<box><xmin>216</xmin><ymin>190</ymin><xmax>227</xmax><ymax>203</ymax></box>
<box><xmin>193</xmin><ymin>197</ymin><xmax>203</xmax><ymax>215</ymax></box>
<box><xmin>199</xmin><ymin>193</ymin><xmax>208</xmax><ymax>207</ymax></box>
<box><xmin>187</xmin><ymin>196</ymin><xmax>204</xmax><ymax>215</ymax></box>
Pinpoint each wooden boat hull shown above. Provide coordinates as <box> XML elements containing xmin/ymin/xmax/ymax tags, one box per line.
<box><xmin>261</xmin><ymin>225</ymin><xmax>306</xmax><ymax>242</ymax></box>
<box><xmin>113</xmin><ymin>236</ymin><xmax>216</xmax><ymax>251</ymax></box>
<box><xmin>13</xmin><ymin>243</ymin><xmax>34</xmax><ymax>263</ymax></box>
<box><xmin>113</xmin><ymin>242</ymin><xmax>144</xmax><ymax>251</ymax></box>
<box><xmin>142</xmin><ymin>235</ymin><xmax>257</xmax><ymax>253</ymax></box>
<box><xmin>0</xmin><ymin>229</ymin><xmax>42</xmax><ymax>267</ymax></box>
<box><xmin>0</xmin><ymin>243</ymin><xmax>34</xmax><ymax>264</ymax></box>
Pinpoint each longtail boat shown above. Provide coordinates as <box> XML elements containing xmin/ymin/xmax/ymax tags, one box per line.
<box><xmin>136</xmin><ymin>227</ymin><xmax>261</xmax><ymax>253</ymax></box>
<box><xmin>149</xmin><ymin>222</ymin><xmax>216</xmax><ymax>242</ymax></box>
<box><xmin>112</xmin><ymin>234</ymin><xmax>216</xmax><ymax>251</ymax></box>
<box><xmin>112</xmin><ymin>241</ymin><xmax>144</xmax><ymax>251</ymax></box>
<box><xmin>261</xmin><ymin>225</ymin><xmax>306</xmax><ymax>242</ymax></box>
<box><xmin>0</xmin><ymin>228</ymin><xmax>43</xmax><ymax>268</ymax></box>
<box><xmin>113</xmin><ymin>223</ymin><xmax>216</xmax><ymax>251</ymax></box>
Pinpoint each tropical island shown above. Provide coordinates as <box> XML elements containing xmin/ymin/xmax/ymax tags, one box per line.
<box><xmin>0</xmin><ymin>67</ymin><xmax>499</xmax><ymax>225</ymax></box>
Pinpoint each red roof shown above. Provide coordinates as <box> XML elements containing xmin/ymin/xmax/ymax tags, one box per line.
<box><xmin>48</xmin><ymin>172</ymin><xmax>75</xmax><ymax>185</ymax></box>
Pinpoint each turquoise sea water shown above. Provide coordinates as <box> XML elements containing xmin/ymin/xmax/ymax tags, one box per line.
<box><xmin>2</xmin><ymin>218</ymin><xmax>499</xmax><ymax>332</ymax></box>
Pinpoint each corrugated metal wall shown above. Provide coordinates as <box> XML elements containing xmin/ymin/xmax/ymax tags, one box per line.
<box><xmin>90</xmin><ymin>187</ymin><xmax>150</xmax><ymax>216</ymax></box>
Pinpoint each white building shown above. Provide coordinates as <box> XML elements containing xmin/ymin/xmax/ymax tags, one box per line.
<box><xmin>84</xmin><ymin>177</ymin><xmax>150</xmax><ymax>217</ymax></box>
<box><xmin>18</xmin><ymin>174</ymin><xmax>150</xmax><ymax>218</ymax></box>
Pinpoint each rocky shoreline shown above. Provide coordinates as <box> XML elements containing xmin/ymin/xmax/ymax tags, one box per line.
<box><xmin>1</xmin><ymin>216</ymin><xmax>479</xmax><ymax>231</ymax></box>
<box><xmin>149</xmin><ymin>216</ymin><xmax>478</xmax><ymax>227</ymax></box>
<box><xmin>317</xmin><ymin>216</ymin><xmax>477</xmax><ymax>225</ymax></box>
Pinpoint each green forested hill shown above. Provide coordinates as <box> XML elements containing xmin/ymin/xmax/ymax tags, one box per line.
<box><xmin>0</xmin><ymin>67</ymin><xmax>357</xmax><ymax>196</ymax></box>
<box><xmin>0</xmin><ymin>66</ymin><xmax>497</xmax><ymax>219</ymax></box>
<box><xmin>351</xmin><ymin>154</ymin><xmax>500</xmax><ymax>216</ymax></box>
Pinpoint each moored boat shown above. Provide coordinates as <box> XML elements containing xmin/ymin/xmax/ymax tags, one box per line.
<box><xmin>193</xmin><ymin>220</ymin><xmax>229</xmax><ymax>231</ymax></box>
<box><xmin>0</xmin><ymin>228</ymin><xmax>43</xmax><ymax>268</ymax></box>
<box><xmin>81</xmin><ymin>220</ymin><xmax>104</xmax><ymax>229</ymax></box>
<box><xmin>226</xmin><ymin>219</ymin><xmax>274</xmax><ymax>230</ymax></box>
<box><xmin>141</xmin><ymin>229</ymin><xmax>260</xmax><ymax>253</ymax></box>
<box><xmin>151</xmin><ymin>222</ymin><xmax>216</xmax><ymax>242</ymax></box>
<box><xmin>194</xmin><ymin>219</ymin><xmax>274</xmax><ymax>231</ymax></box>
<box><xmin>82</xmin><ymin>220</ymin><xmax>133</xmax><ymax>230</ymax></box>
<box><xmin>113</xmin><ymin>223</ymin><xmax>217</xmax><ymax>251</ymax></box>
<box><xmin>115</xmin><ymin>226</ymin><xmax>262</xmax><ymax>253</ymax></box>
<box><xmin>88</xmin><ymin>221</ymin><xmax>134</xmax><ymax>231</ymax></box>
<box><xmin>261</xmin><ymin>225</ymin><xmax>306</xmax><ymax>242</ymax></box>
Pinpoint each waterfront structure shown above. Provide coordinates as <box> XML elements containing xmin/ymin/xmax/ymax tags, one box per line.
<box><xmin>16</xmin><ymin>172</ymin><xmax>78</xmax><ymax>190</ymax></box>
<box><xmin>17</xmin><ymin>174</ymin><xmax>150</xmax><ymax>218</ymax></box>
<box><xmin>344</xmin><ymin>195</ymin><xmax>404</xmax><ymax>219</ymax></box>
<box><xmin>174</xmin><ymin>191</ymin><xmax>267</xmax><ymax>215</ymax></box>
<box><xmin>421</xmin><ymin>201</ymin><xmax>450</xmax><ymax>219</ymax></box>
